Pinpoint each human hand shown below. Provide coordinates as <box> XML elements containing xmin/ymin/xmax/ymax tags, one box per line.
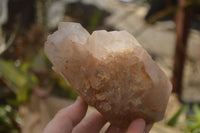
<box><xmin>43</xmin><ymin>97</ymin><xmax>153</xmax><ymax>133</ymax></box>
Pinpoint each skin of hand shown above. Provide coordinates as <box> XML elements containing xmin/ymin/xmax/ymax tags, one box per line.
<box><xmin>43</xmin><ymin>97</ymin><xmax>153</xmax><ymax>133</ymax></box>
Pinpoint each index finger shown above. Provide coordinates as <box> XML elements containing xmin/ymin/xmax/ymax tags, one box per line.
<box><xmin>43</xmin><ymin>97</ymin><xmax>88</xmax><ymax>133</ymax></box>
<box><xmin>126</xmin><ymin>119</ymin><xmax>146</xmax><ymax>133</ymax></box>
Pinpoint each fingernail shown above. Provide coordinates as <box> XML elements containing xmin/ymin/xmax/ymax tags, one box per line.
<box><xmin>137</xmin><ymin>119</ymin><xmax>146</xmax><ymax>133</ymax></box>
<box><xmin>144</xmin><ymin>123</ymin><xmax>153</xmax><ymax>133</ymax></box>
<box><xmin>75</xmin><ymin>96</ymin><xmax>81</xmax><ymax>103</ymax></box>
<box><xmin>127</xmin><ymin>119</ymin><xmax>146</xmax><ymax>133</ymax></box>
<box><xmin>136</xmin><ymin>119</ymin><xmax>146</xmax><ymax>126</ymax></box>
<box><xmin>67</xmin><ymin>96</ymin><xmax>81</xmax><ymax>108</ymax></box>
<box><xmin>74</xmin><ymin>96</ymin><xmax>87</xmax><ymax>107</ymax></box>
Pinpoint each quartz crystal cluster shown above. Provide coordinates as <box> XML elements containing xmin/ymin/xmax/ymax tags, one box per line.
<box><xmin>44</xmin><ymin>22</ymin><xmax>172</xmax><ymax>128</ymax></box>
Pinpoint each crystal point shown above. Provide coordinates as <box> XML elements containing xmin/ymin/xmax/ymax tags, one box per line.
<box><xmin>44</xmin><ymin>22</ymin><xmax>172</xmax><ymax>128</ymax></box>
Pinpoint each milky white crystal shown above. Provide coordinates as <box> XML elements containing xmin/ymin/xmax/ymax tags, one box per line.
<box><xmin>44</xmin><ymin>22</ymin><xmax>172</xmax><ymax>128</ymax></box>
